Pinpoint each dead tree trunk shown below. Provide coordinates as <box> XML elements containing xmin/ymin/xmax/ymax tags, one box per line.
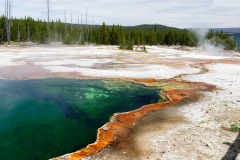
<box><xmin>47</xmin><ymin>0</ymin><xmax>50</xmax><ymax>24</ymax></box>
<box><xmin>85</xmin><ymin>8</ymin><xmax>88</xmax><ymax>44</ymax></box>
<box><xmin>5</xmin><ymin>0</ymin><xmax>11</xmax><ymax>45</ymax></box>
<box><xmin>70</xmin><ymin>9</ymin><xmax>72</xmax><ymax>34</ymax></box>
<box><xmin>78</xmin><ymin>17</ymin><xmax>81</xmax><ymax>44</ymax></box>
<box><xmin>18</xmin><ymin>23</ymin><xmax>20</xmax><ymax>43</ymax></box>
<box><xmin>79</xmin><ymin>13</ymin><xmax>83</xmax><ymax>44</ymax></box>
<box><xmin>47</xmin><ymin>0</ymin><xmax>50</xmax><ymax>43</ymax></box>
<box><xmin>64</xmin><ymin>9</ymin><xmax>67</xmax><ymax>38</ymax></box>
<box><xmin>54</xmin><ymin>20</ymin><xmax>57</xmax><ymax>43</ymax></box>
<box><xmin>27</xmin><ymin>23</ymin><xmax>30</xmax><ymax>44</ymax></box>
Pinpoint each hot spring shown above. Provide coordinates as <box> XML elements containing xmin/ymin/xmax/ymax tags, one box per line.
<box><xmin>0</xmin><ymin>78</ymin><xmax>164</xmax><ymax>160</ymax></box>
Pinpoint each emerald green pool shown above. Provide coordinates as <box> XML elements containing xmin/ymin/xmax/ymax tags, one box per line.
<box><xmin>0</xmin><ymin>78</ymin><xmax>163</xmax><ymax>160</ymax></box>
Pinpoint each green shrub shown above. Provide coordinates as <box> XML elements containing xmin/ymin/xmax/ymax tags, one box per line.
<box><xmin>221</xmin><ymin>124</ymin><xmax>240</xmax><ymax>132</ymax></box>
<box><xmin>64</xmin><ymin>34</ymin><xmax>73</xmax><ymax>45</ymax></box>
<box><xmin>230</xmin><ymin>124</ymin><xmax>240</xmax><ymax>132</ymax></box>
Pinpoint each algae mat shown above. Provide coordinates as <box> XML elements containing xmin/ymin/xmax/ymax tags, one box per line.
<box><xmin>0</xmin><ymin>78</ymin><xmax>163</xmax><ymax>160</ymax></box>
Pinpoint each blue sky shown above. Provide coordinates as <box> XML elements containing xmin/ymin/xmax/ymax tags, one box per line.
<box><xmin>1</xmin><ymin>0</ymin><xmax>240</xmax><ymax>28</ymax></box>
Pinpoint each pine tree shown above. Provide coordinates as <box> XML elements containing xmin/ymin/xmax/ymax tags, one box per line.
<box><xmin>0</xmin><ymin>16</ymin><xmax>7</xmax><ymax>44</ymax></box>
<box><xmin>148</xmin><ymin>30</ymin><xmax>157</xmax><ymax>45</ymax></box>
<box><xmin>40</xmin><ymin>21</ymin><xmax>50</xmax><ymax>44</ymax></box>
<box><xmin>136</xmin><ymin>33</ymin><xmax>140</xmax><ymax>46</ymax></box>
<box><xmin>110</xmin><ymin>24</ymin><xmax>118</xmax><ymax>45</ymax></box>
<box><xmin>100</xmin><ymin>22</ymin><xmax>109</xmax><ymax>44</ymax></box>
<box><xmin>118</xmin><ymin>28</ymin><xmax>126</xmax><ymax>49</ymax></box>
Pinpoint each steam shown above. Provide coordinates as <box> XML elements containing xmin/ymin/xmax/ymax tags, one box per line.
<box><xmin>194</xmin><ymin>29</ymin><xmax>224</xmax><ymax>55</ymax></box>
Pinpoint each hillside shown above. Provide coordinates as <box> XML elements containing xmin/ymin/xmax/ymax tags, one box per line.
<box><xmin>211</xmin><ymin>28</ymin><xmax>240</xmax><ymax>33</ymax></box>
<box><xmin>189</xmin><ymin>28</ymin><xmax>240</xmax><ymax>33</ymax></box>
<box><xmin>124</xmin><ymin>24</ymin><xmax>178</xmax><ymax>31</ymax></box>
<box><xmin>85</xmin><ymin>24</ymin><xmax>177</xmax><ymax>31</ymax></box>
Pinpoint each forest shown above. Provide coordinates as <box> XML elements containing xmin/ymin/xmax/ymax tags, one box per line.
<box><xmin>0</xmin><ymin>15</ymin><xmax>236</xmax><ymax>50</ymax></box>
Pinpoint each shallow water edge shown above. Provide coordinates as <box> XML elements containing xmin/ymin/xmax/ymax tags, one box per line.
<box><xmin>52</xmin><ymin>78</ymin><xmax>216</xmax><ymax>160</ymax></box>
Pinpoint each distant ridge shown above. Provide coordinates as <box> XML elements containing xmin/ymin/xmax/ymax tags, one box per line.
<box><xmin>90</xmin><ymin>24</ymin><xmax>178</xmax><ymax>31</ymax></box>
<box><xmin>126</xmin><ymin>24</ymin><xmax>178</xmax><ymax>30</ymax></box>
<box><xmin>189</xmin><ymin>28</ymin><xmax>240</xmax><ymax>33</ymax></box>
<box><xmin>210</xmin><ymin>28</ymin><xmax>240</xmax><ymax>33</ymax></box>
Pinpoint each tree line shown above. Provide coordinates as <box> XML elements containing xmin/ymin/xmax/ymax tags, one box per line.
<box><xmin>0</xmin><ymin>16</ymin><xmax>198</xmax><ymax>46</ymax></box>
<box><xmin>0</xmin><ymin>15</ymin><xmax>236</xmax><ymax>50</ymax></box>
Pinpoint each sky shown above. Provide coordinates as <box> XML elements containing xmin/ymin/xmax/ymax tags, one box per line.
<box><xmin>1</xmin><ymin>0</ymin><xmax>240</xmax><ymax>28</ymax></box>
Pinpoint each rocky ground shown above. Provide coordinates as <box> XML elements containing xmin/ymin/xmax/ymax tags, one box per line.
<box><xmin>0</xmin><ymin>45</ymin><xmax>239</xmax><ymax>160</ymax></box>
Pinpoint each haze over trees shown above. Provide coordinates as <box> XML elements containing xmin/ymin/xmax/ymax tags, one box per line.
<box><xmin>206</xmin><ymin>30</ymin><xmax>236</xmax><ymax>50</ymax></box>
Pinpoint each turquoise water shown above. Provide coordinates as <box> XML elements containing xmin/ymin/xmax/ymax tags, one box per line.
<box><xmin>0</xmin><ymin>78</ymin><xmax>163</xmax><ymax>160</ymax></box>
